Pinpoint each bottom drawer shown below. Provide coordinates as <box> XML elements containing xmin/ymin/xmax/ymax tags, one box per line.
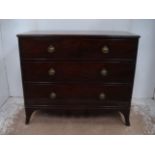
<box><xmin>24</xmin><ymin>83</ymin><xmax>132</xmax><ymax>106</ymax></box>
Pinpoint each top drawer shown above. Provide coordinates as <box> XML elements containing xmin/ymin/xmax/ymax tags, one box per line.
<box><xmin>19</xmin><ymin>36</ymin><xmax>138</xmax><ymax>60</ymax></box>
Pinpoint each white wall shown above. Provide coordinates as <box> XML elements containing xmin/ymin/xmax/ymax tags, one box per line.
<box><xmin>0</xmin><ymin>19</ymin><xmax>155</xmax><ymax>100</ymax></box>
<box><xmin>130</xmin><ymin>20</ymin><xmax>155</xmax><ymax>99</ymax></box>
<box><xmin>0</xmin><ymin>22</ymin><xmax>9</xmax><ymax>106</ymax></box>
<box><xmin>0</xmin><ymin>20</ymin><xmax>36</xmax><ymax>97</ymax></box>
<box><xmin>35</xmin><ymin>19</ymin><xmax>131</xmax><ymax>31</ymax></box>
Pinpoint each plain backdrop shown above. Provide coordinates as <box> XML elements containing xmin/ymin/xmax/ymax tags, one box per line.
<box><xmin>0</xmin><ymin>19</ymin><xmax>155</xmax><ymax>106</ymax></box>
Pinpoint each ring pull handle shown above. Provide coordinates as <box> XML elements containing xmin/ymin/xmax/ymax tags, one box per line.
<box><xmin>48</xmin><ymin>68</ymin><xmax>55</xmax><ymax>76</ymax></box>
<box><xmin>101</xmin><ymin>69</ymin><xmax>108</xmax><ymax>76</ymax></box>
<box><xmin>101</xmin><ymin>45</ymin><xmax>109</xmax><ymax>54</ymax></box>
<box><xmin>99</xmin><ymin>93</ymin><xmax>106</xmax><ymax>100</ymax></box>
<box><xmin>49</xmin><ymin>92</ymin><xmax>56</xmax><ymax>99</ymax></box>
<box><xmin>47</xmin><ymin>45</ymin><xmax>55</xmax><ymax>53</ymax></box>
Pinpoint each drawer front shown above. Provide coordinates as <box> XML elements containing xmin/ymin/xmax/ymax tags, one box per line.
<box><xmin>24</xmin><ymin>83</ymin><xmax>132</xmax><ymax>104</ymax></box>
<box><xmin>22</xmin><ymin>62</ymin><xmax>135</xmax><ymax>83</ymax></box>
<box><xmin>19</xmin><ymin>37</ymin><xmax>138</xmax><ymax>60</ymax></box>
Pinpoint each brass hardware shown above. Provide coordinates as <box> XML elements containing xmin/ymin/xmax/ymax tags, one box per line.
<box><xmin>99</xmin><ymin>93</ymin><xmax>106</xmax><ymax>100</ymax></box>
<box><xmin>48</xmin><ymin>68</ymin><xmax>55</xmax><ymax>76</ymax></box>
<box><xmin>47</xmin><ymin>45</ymin><xmax>55</xmax><ymax>53</ymax></box>
<box><xmin>101</xmin><ymin>69</ymin><xmax>108</xmax><ymax>76</ymax></box>
<box><xmin>101</xmin><ymin>45</ymin><xmax>109</xmax><ymax>54</ymax></box>
<box><xmin>50</xmin><ymin>92</ymin><xmax>56</xmax><ymax>99</ymax></box>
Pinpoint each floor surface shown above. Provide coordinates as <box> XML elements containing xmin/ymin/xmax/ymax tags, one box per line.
<box><xmin>0</xmin><ymin>97</ymin><xmax>155</xmax><ymax>134</ymax></box>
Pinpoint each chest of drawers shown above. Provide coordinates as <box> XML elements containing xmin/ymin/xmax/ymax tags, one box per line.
<box><xmin>17</xmin><ymin>31</ymin><xmax>140</xmax><ymax>126</ymax></box>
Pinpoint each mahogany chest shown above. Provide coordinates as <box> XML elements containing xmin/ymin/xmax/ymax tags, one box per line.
<box><xmin>17</xmin><ymin>31</ymin><xmax>140</xmax><ymax>126</ymax></box>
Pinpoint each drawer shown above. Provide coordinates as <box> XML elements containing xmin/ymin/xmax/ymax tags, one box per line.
<box><xmin>19</xmin><ymin>37</ymin><xmax>138</xmax><ymax>60</ymax></box>
<box><xmin>24</xmin><ymin>83</ymin><xmax>132</xmax><ymax>104</ymax></box>
<box><xmin>22</xmin><ymin>61</ymin><xmax>135</xmax><ymax>83</ymax></box>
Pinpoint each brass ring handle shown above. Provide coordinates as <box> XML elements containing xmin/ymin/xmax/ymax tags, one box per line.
<box><xmin>101</xmin><ymin>69</ymin><xmax>108</xmax><ymax>76</ymax></box>
<box><xmin>48</xmin><ymin>68</ymin><xmax>55</xmax><ymax>76</ymax></box>
<box><xmin>47</xmin><ymin>45</ymin><xmax>55</xmax><ymax>53</ymax></box>
<box><xmin>99</xmin><ymin>93</ymin><xmax>106</xmax><ymax>100</ymax></box>
<box><xmin>101</xmin><ymin>45</ymin><xmax>109</xmax><ymax>54</ymax></box>
<box><xmin>49</xmin><ymin>92</ymin><xmax>56</xmax><ymax>99</ymax></box>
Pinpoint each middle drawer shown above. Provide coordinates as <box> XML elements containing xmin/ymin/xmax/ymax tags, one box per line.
<box><xmin>22</xmin><ymin>61</ymin><xmax>135</xmax><ymax>83</ymax></box>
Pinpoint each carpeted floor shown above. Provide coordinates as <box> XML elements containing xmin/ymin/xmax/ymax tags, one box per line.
<box><xmin>1</xmin><ymin>98</ymin><xmax>155</xmax><ymax>135</ymax></box>
<box><xmin>6</xmin><ymin>106</ymin><xmax>155</xmax><ymax>135</ymax></box>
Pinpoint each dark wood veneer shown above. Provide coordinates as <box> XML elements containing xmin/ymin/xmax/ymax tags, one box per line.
<box><xmin>24</xmin><ymin>83</ymin><xmax>132</xmax><ymax>102</ymax></box>
<box><xmin>22</xmin><ymin>61</ymin><xmax>135</xmax><ymax>83</ymax></box>
<box><xmin>19</xmin><ymin>37</ymin><xmax>138</xmax><ymax>60</ymax></box>
<box><xmin>17</xmin><ymin>31</ymin><xmax>140</xmax><ymax>126</ymax></box>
